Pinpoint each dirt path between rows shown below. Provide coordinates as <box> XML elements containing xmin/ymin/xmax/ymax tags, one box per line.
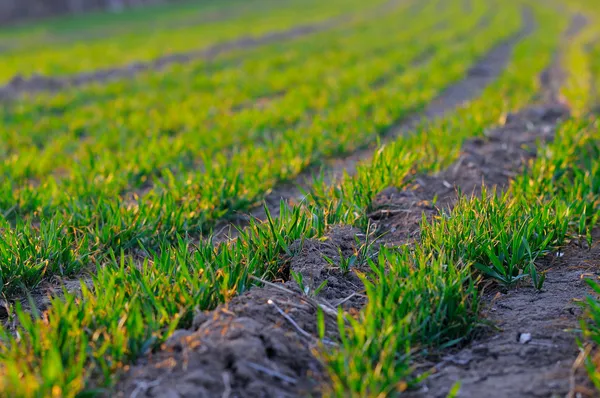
<box><xmin>0</xmin><ymin>0</ymin><xmax>406</xmax><ymax>101</ymax></box>
<box><xmin>213</xmin><ymin>6</ymin><xmax>533</xmax><ymax>243</ymax></box>
<box><xmin>115</xmin><ymin>225</ymin><xmax>369</xmax><ymax>397</ymax></box>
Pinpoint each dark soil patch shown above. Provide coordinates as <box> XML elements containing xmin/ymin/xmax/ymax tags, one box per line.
<box><xmin>114</xmin><ymin>226</ymin><xmax>368</xmax><ymax>397</ymax></box>
<box><xmin>0</xmin><ymin>274</ymin><xmax>92</xmax><ymax>331</ymax></box>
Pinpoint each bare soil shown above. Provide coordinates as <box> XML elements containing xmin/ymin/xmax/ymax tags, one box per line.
<box><xmin>115</xmin><ymin>226</ymin><xmax>368</xmax><ymax>397</ymax></box>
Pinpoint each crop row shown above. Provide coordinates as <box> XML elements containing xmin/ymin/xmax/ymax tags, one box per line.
<box><xmin>562</xmin><ymin>0</ymin><xmax>600</xmax><ymax>390</ymax></box>
<box><xmin>0</xmin><ymin>0</ymin><xmax>456</xmax><ymax>181</ymax></box>
<box><xmin>321</xmin><ymin>1</ymin><xmax>600</xmax><ymax>392</ymax></box>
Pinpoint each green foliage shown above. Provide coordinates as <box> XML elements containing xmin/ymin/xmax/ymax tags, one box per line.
<box><xmin>3</xmin><ymin>0</ymin><xmax>600</xmax><ymax>396</ymax></box>
<box><xmin>323</xmin><ymin>247</ymin><xmax>478</xmax><ymax>397</ymax></box>
<box><xmin>422</xmin><ymin>188</ymin><xmax>569</xmax><ymax>288</ymax></box>
<box><xmin>0</xmin><ymin>0</ymin><xmax>509</xmax><ymax>295</ymax></box>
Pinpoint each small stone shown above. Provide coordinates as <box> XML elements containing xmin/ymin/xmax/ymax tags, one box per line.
<box><xmin>518</xmin><ymin>332</ymin><xmax>532</xmax><ymax>344</ymax></box>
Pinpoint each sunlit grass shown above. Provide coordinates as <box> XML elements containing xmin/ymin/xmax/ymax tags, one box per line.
<box><xmin>1</xmin><ymin>0</ymin><xmax>600</xmax><ymax>396</ymax></box>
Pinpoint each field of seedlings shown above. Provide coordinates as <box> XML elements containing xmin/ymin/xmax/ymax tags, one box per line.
<box><xmin>0</xmin><ymin>0</ymin><xmax>600</xmax><ymax>396</ymax></box>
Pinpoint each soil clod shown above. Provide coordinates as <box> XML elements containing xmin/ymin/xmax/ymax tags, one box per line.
<box><xmin>116</xmin><ymin>226</ymin><xmax>367</xmax><ymax>397</ymax></box>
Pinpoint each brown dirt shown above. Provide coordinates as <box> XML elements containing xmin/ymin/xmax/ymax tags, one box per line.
<box><xmin>0</xmin><ymin>272</ymin><xmax>93</xmax><ymax>330</ymax></box>
<box><xmin>114</xmin><ymin>226</ymin><xmax>368</xmax><ymax>397</ymax></box>
<box><xmin>0</xmin><ymin>0</ymin><xmax>404</xmax><ymax>101</ymax></box>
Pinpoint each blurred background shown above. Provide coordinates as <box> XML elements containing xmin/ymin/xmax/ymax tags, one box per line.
<box><xmin>0</xmin><ymin>0</ymin><xmax>177</xmax><ymax>23</ymax></box>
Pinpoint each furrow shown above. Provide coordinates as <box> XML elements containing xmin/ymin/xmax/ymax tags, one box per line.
<box><xmin>213</xmin><ymin>6</ymin><xmax>533</xmax><ymax>243</ymax></box>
